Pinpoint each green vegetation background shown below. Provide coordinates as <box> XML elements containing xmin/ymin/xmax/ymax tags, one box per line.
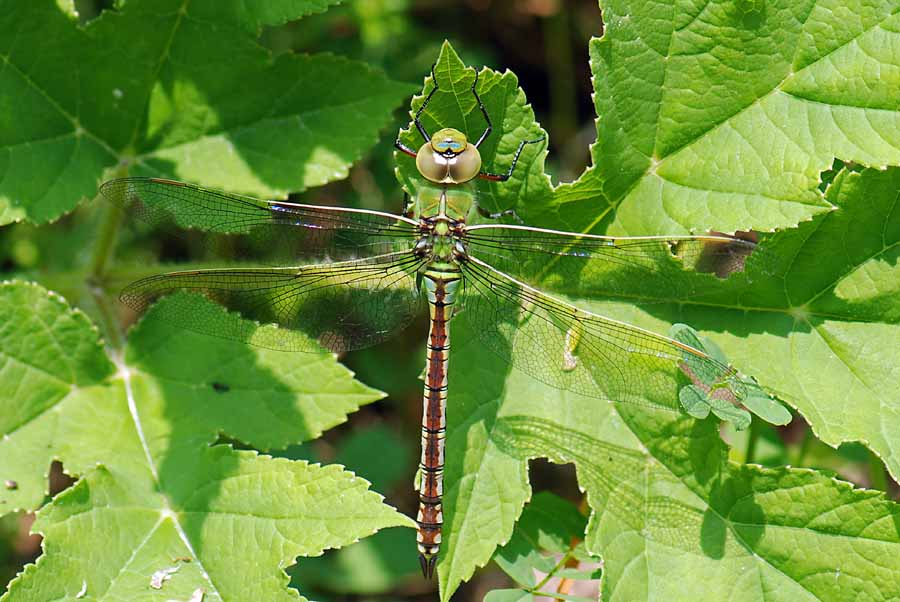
<box><xmin>1</xmin><ymin>1</ymin><xmax>898</xmax><ymax>601</ymax></box>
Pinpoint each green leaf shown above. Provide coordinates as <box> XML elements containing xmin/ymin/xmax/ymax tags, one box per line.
<box><xmin>741</xmin><ymin>387</ymin><xmax>793</xmax><ymax>426</ymax></box>
<box><xmin>0</xmin><ymin>0</ymin><xmax>416</xmax><ymax>225</ymax></box>
<box><xmin>287</xmin><ymin>425</ymin><xmax>420</xmax><ymax>594</ymax></box>
<box><xmin>203</xmin><ymin>1</ymin><xmax>344</xmax><ymax>31</ymax></box>
<box><xmin>395</xmin><ymin>41</ymin><xmax>551</xmax><ymax>219</ymax></box>
<box><xmin>542</xmin><ymin>0</ymin><xmax>900</xmax><ymax>236</ymax></box>
<box><xmin>444</xmin><ymin>333</ymin><xmax>900</xmax><ymax>600</ymax></box>
<box><xmin>707</xmin><ymin>398</ymin><xmax>752</xmax><ymax>431</ymax></box>
<box><xmin>291</xmin><ymin>527</ymin><xmax>420</xmax><ymax>595</ymax></box>
<box><xmin>0</xmin><ymin>283</ymin><xmax>412</xmax><ymax>601</ymax></box>
<box><xmin>484</xmin><ymin>589</ymin><xmax>535</xmax><ymax>602</ymax></box>
<box><xmin>491</xmin><ymin>405</ymin><xmax>900</xmax><ymax>601</ymax></box>
<box><xmin>671</xmin><ymin>324</ymin><xmax>791</xmax><ymax>427</ymax></box>
<box><xmin>493</xmin><ymin>492</ymin><xmax>589</xmax><ymax>588</ymax></box>
<box><xmin>543</xmin><ymin>163</ymin><xmax>899</xmax><ymax>476</ymax></box>
<box><xmin>704</xmin><ymin>165</ymin><xmax>900</xmax><ymax>477</ymax></box>
<box><xmin>678</xmin><ymin>385</ymin><xmax>712</xmax><ymax>420</ymax></box>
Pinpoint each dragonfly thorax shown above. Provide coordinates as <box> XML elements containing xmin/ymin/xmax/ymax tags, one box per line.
<box><xmin>414</xmin><ymin>217</ymin><xmax>468</xmax><ymax>263</ymax></box>
<box><xmin>416</xmin><ymin>128</ymin><xmax>482</xmax><ymax>184</ymax></box>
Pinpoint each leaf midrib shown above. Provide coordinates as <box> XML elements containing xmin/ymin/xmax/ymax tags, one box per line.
<box><xmin>124</xmin><ymin>0</ymin><xmax>190</xmax><ymax>152</ymax></box>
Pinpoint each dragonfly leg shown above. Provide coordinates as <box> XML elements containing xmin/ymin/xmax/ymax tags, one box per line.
<box><xmin>401</xmin><ymin>191</ymin><xmax>414</xmax><ymax>217</ymax></box>
<box><xmin>472</xmin><ymin>68</ymin><xmax>493</xmax><ymax>148</ymax></box>
<box><xmin>395</xmin><ymin>139</ymin><xmax>417</xmax><ymax>158</ymax></box>
<box><xmin>415</xmin><ymin>63</ymin><xmax>440</xmax><ymax>142</ymax></box>
<box><xmin>396</xmin><ymin>64</ymin><xmax>440</xmax><ymax>154</ymax></box>
<box><xmin>475</xmin><ymin>204</ymin><xmax>525</xmax><ymax>223</ymax></box>
<box><xmin>478</xmin><ymin>135</ymin><xmax>546</xmax><ymax>182</ymax></box>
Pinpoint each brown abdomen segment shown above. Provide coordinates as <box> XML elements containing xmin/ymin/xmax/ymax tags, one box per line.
<box><xmin>417</xmin><ymin>275</ymin><xmax>454</xmax><ymax>578</ymax></box>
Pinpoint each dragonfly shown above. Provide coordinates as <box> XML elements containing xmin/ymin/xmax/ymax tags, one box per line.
<box><xmin>100</xmin><ymin>66</ymin><xmax>773</xmax><ymax>579</ymax></box>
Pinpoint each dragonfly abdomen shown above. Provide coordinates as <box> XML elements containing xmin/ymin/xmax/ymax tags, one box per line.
<box><xmin>417</xmin><ymin>269</ymin><xmax>461</xmax><ymax>578</ymax></box>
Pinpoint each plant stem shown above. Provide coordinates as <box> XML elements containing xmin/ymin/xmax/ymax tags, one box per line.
<box><xmin>89</xmin><ymin>281</ymin><xmax>125</xmax><ymax>351</ymax></box>
<box><xmin>89</xmin><ymin>195</ymin><xmax>124</xmax><ymax>280</ymax></box>
<box><xmin>87</xmin><ymin>169</ymin><xmax>128</xmax><ymax>350</ymax></box>
<box><xmin>792</xmin><ymin>425</ymin><xmax>813</xmax><ymax>466</ymax></box>
<box><xmin>744</xmin><ymin>418</ymin><xmax>761</xmax><ymax>464</ymax></box>
<box><xmin>531</xmin><ymin>551</ymin><xmax>574</xmax><ymax>592</ymax></box>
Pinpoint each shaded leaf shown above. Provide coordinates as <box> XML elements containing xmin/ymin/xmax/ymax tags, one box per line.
<box><xmin>0</xmin><ymin>0</ymin><xmax>415</xmax><ymax>224</ymax></box>
<box><xmin>493</xmin><ymin>492</ymin><xmax>592</xmax><ymax>589</ymax></box>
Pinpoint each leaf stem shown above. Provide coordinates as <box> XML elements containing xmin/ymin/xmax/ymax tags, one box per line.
<box><xmin>531</xmin><ymin>551</ymin><xmax>574</xmax><ymax>592</ymax></box>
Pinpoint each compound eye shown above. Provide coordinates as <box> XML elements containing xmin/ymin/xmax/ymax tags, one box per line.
<box><xmin>416</xmin><ymin>142</ymin><xmax>448</xmax><ymax>183</ymax></box>
<box><xmin>448</xmin><ymin>146</ymin><xmax>482</xmax><ymax>183</ymax></box>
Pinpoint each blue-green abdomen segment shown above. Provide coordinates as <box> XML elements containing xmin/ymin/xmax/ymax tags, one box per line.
<box><xmin>416</xmin><ymin>269</ymin><xmax>461</xmax><ymax>578</ymax></box>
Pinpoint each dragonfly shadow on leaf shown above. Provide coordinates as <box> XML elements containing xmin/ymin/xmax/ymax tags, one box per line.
<box><xmin>491</xmin><ymin>413</ymin><xmax>767</xmax><ymax>560</ymax></box>
<box><xmin>493</xmin><ymin>411</ymin><xmax>771</xmax><ymax>562</ymax></box>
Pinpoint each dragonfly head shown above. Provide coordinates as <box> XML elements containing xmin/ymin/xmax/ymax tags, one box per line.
<box><xmin>417</xmin><ymin>128</ymin><xmax>482</xmax><ymax>184</ymax></box>
<box><xmin>430</xmin><ymin>128</ymin><xmax>468</xmax><ymax>155</ymax></box>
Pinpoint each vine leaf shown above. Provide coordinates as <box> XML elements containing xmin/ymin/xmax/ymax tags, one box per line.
<box><xmin>0</xmin><ymin>0</ymin><xmax>416</xmax><ymax>225</ymax></box>
<box><xmin>536</xmin><ymin>0</ymin><xmax>900</xmax><ymax>236</ymax></box>
<box><xmin>0</xmin><ymin>283</ymin><xmax>413</xmax><ymax>601</ymax></box>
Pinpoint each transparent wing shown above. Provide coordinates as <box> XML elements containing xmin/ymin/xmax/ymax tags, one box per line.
<box><xmin>121</xmin><ymin>251</ymin><xmax>426</xmax><ymax>353</ymax></box>
<box><xmin>100</xmin><ymin>177</ymin><xmax>420</xmax><ymax>261</ymax></box>
<box><xmin>463</xmin><ymin>224</ymin><xmax>773</xmax><ymax>299</ymax></box>
<box><xmin>460</xmin><ymin>256</ymin><xmax>760</xmax><ymax>410</ymax></box>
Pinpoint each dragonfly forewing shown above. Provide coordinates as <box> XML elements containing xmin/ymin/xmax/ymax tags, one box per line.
<box><xmin>464</xmin><ymin>224</ymin><xmax>774</xmax><ymax>302</ymax></box>
<box><xmin>100</xmin><ymin>177</ymin><xmax>421</xmax><ymax>263</ymax></box>
<box><xmin>121</xmin><ymin>251</ymin><xmax>427</xmax><ymax>353</ymax></box>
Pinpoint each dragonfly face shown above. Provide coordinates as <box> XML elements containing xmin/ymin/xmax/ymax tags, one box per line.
<box><xmin>416</xmin><ymin>127</ymin><xmax>482</xmax><ymax>184</ymax></box>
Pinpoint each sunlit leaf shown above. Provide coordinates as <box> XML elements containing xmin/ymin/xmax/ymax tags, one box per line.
<box><xmin>540</xmin><ymin>0</ymin><xmax>900</xmax><ymax>236</ymax></box>
<box><xmin>0</xmin><ymin>283</ymin><xmax>412</xmax><ymax>601</ymax></box>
